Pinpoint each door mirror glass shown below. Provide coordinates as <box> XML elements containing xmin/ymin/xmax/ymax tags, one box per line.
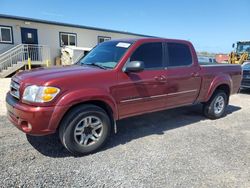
<box><xmin>232</xmin><ymin>43</ymin><xmax>235</xmax><ymax>48</ymax></box>
<box><xmin>123</xmin><ymin>61</ymin><xmax>144</xmax><ymax>73</ymax></box>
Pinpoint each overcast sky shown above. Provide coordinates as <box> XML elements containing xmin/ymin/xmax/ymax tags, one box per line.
<box><xmin>1</xmin><ymin>0</ymin><xmax>250</xmax><ymax>53</ymax></box>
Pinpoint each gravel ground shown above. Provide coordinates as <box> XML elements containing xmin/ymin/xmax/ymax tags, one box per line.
<box><xmin>0</xmin><ymin>78</ymin><xmax>250</xmax><ymax>187</ymax></box>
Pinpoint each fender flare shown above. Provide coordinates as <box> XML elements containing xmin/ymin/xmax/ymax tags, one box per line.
<box><xmin>55</xmin><ymin>88</ymin><xmax>118</xmax><ymax>120</ymax></box>
<box><xmin>47</xmin><ymin>88</ymin><xmax>118</xmax><ymax>132</ymax></box>
<box><xmin>205</xmin><ymin>74</ymin><xmax>232</xmax><ymax>102</ymax></box>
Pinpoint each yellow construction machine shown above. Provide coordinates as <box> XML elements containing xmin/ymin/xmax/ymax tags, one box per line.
<box><xmin>229</xmin><ymin>41</ymin><xmax>250</xmax><ymax>64</ymax></box>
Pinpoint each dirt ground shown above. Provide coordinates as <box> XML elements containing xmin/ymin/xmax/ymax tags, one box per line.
<box><xmin>0</xmin><ymin>78</ymin><xmax>250</xmax><ymax>187</ymax></box>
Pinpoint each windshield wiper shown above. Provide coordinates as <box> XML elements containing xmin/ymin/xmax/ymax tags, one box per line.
<box><xmin>84</xmin><ymin>63</ymin><xmax>108</xmax><ymax>70</ymax></box>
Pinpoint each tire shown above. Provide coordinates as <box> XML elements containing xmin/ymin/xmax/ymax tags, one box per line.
<box><xmin>59</xmin><ymin>104</ymin><xmax>111</xmax><ymax>156</ymax></box>
<box><xmin>203</xmin><ymin>90</ymin><xmax>228</xmax><ymax>119</ymax></box>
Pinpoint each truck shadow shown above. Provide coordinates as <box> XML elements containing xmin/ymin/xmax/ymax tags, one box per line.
<box><xmin>26</xmin><ymin>104</ymin><xmax>241</xmax><ymax>158</ymax></box>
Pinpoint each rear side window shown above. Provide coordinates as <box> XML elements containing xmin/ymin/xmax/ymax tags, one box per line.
<box><xmin>130</xmin><ymin>42</ymin><xmax>163</xmax><ymax>69</ymax></box>
<box><xmin>167</xmin><ymin>43</ymin><xmax>192</xmax><ymax>67</ymax></box>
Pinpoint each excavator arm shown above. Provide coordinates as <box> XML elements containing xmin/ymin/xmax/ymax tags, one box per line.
<box><xmin>228</xmin><ymin>52</ymin><xmax>248</xmax><ymax>64</ymax></box>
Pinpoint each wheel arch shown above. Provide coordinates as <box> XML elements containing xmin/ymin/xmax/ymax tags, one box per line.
<box><xmin>49</xmin><ymin>87</ymin><xmax>119</xmax><ymax>133</ymax></box>
<box><xmin>56</xmin><ymin>100</ymin><xmax>116</xmax><ymax>133</ymax></box>
<box><xmin>205</xmin><ymin>74</ymin><xmax>232</xmax><ymax>103</ymax></box>
<box><xmin>207</xmin><ymin>83</ymin><xmax>231</xmax><ymax>104</ymax></box>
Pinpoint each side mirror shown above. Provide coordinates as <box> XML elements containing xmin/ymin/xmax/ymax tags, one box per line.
<box><xmin>123</xmin><ymin>61</ymin><xmax>144</xmax><ymax>73</ymax></box>
<box><xmin>232</xmin><ymin>43</ymin><xmax>235</xmax><ymax>48</ymax></box>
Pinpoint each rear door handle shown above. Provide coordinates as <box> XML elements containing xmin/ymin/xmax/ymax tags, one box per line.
<box><xmin>154</xmin><ymin>75</ymin><xmax>167</xmax><ymax>82</ymax></box>
<box><xmin>191</xmin><ymin>72</ymin><xmax>200</xmax><ymax>77</ymax></box>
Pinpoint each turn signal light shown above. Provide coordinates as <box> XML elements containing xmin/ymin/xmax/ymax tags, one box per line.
<box><xmin>44</xmin><ymin>87</ymin><xmax>58</xmax><ymax>94</ymax></box>
<box><xmin>42</xmin><ymin>94</ymin><xmax>53</xmax><ymax>101</ymax></box>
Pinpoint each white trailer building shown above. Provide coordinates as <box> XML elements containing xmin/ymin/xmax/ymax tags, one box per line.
<box><xmin>0</xmin><ymin>14</ymin><xmax>149</xmax><ymax>77</ymax></box>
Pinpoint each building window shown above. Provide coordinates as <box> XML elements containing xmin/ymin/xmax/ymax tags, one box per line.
<box><xmin>0</xmin><ymin>26</ymin><xmax>13</xmax><ymax>44</ymax></box>
<box><xmin>98</xmin><ymin>36</ymin><xmax>111</xmax><ymax>44</ymax></box>
<box><xmin>59</xmin><ymin>32</ymin><xmax>77</xmax><ymax>46</ymax></box>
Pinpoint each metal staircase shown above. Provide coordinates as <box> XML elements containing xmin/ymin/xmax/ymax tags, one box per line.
<box><xmin>0</xmin><ymin>44</ymin><xmax>50</xmax><ymax>78</ymax></box>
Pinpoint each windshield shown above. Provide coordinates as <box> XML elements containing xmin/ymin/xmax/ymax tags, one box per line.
<box><xmin>78</xmin><ymin>41</ymin><xmax>132</xmax><ymax>69</ymax></box>
<box><xmin>237</xmin><ymin>43</ymin><xmax>250</xmax><ymax>53</ymax></box>
<box><xmin>243</xmin><ymin>63</ymin><xmax>250</xmax><ymax>70</ymax></box>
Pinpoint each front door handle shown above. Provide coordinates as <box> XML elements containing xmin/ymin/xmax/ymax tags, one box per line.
<box><xmin>154</xmin><ymin>75</ymin><xmax>167</xmax><ymax>82</ymax></box>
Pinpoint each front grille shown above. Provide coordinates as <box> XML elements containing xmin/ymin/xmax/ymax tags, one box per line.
<box><xmin>241</xmin><ymin>78</ymin><xmax>250</xmax><ymax>86</ymax></box>
<box><xmin>243</xmin><ymin>70</ymin><xmax>250</xmax><ymax>76</ymax></box>
<box><xmin>10</xmin><ymin>80</ymin><xmax>20</xmax><ymax>99</ymax></box>
<box><xmin>243</xmin><ymin>70</ymin><xmax>250</xmax><ymax>81</ymax></box>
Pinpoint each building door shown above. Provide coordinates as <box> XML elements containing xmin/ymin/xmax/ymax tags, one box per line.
<box><xmin>21</xmin><ymin>28</ymin><xmax>39</xmax><ymax>61</ymax></box>
<box><xmin>21</xmin><ymin>28</ymin><xmax>38</xmax><ymax>44</ymax></box>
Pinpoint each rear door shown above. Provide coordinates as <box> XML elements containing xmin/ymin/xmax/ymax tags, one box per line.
<box><xmin>164</xmin><ymin>42</ymin><xmax>201</xmax><ymax>107</ymax></box>
<box><xmin>116</xmin><ymin>42</ymin><xmax>168</xmax><ymax>118</ymax></box>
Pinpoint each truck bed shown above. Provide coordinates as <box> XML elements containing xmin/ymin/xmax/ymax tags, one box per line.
<box><xmin>197</xmin><ymin>63</ymin><xmax>242</xmax><ymax>102</ymax></box>
<box><xmin>199</xmin><ymin>63</ymin><xmax>240</xmax><ymax>67</ymax></box>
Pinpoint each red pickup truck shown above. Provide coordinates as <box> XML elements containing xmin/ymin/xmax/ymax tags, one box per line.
<box><xmin>6</xmin><ymin>38</ymin><xmax>242</xmax><ymax>155</ymax></box>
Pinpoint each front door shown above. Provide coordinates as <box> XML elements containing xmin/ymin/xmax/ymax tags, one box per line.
<box><xmin>116</xmin><ymin>42</ymin><xmax>168</xmax><ymax>118</ymax></box>
<box><xmin>21</xmin><ymin>28</ymin><xmax>38</xmax><ymax>44</ymax></box>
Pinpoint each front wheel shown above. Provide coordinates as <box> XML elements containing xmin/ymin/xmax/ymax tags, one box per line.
<box><xmin>59</xmin><ymin>105</ymin><xmax>111</xmax><ymax>156</ymax></box>
<box><xmin>203</xmin><ymin>90</ymin><xmax>228</xmax><ymax>119</ymax></box>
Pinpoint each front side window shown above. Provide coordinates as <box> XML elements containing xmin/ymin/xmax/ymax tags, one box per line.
<box><xmin>79</xmin><ymin>41</ymin><xmax>132</xmax><ymax>69</ymax></box>
<box><xmin>60</xmin><ymin>32</ymin><xmax>76</xmax><ymax>46</ymax></box>
<box><xmin>98</xmin><ymin>36</ymin><xmax>111</xmax><ymax>44</ymax></box>
<box><xmin>167</xmin><ymin>43</ymin><xmax>192</xmax><ymax>67</ymax></box>
<box><xmin>130</xmin><ymin>42</ymin><xmax>163</xmax><ymax>69</ymax></box>
<box><xmin>0</xmin><ymin>26</ymin><xmax>13</xmax><ymax>43</ymax></box>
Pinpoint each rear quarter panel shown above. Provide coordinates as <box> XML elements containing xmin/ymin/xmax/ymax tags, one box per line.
<box><xmin>197</xmin><ymin>64</ymin><xmax>242</xmax><ymax>102</ymax></box>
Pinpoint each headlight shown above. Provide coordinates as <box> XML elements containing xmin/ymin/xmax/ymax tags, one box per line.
<box><xmin>22</xmin><ymin>85</ymin><xmax>60</xmax><ymax>103</ymax></box>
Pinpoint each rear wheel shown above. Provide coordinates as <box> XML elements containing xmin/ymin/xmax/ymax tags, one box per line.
<box><xmin>59</xmin><ymin>104</ymin><xmax>111</xmax><ymax>156</ymax></box>
<box><xmin>203</xmin><ymin>90</ymin><xmax>228</xmax><ymax>119</ymax></box>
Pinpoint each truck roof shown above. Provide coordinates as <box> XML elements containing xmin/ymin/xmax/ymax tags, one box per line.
<box><xmin>237</xmin><ymin>41</ymin><xmax>250</xmax><ymax>43</ymax></box>
<box><xmin>112</xmin><ymin>37</ymin><xmax>191</xmax><ymax>44</ymax></box>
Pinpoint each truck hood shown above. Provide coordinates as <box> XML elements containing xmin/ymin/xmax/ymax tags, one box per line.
<box><xmin>13</xmin><ymin>65</ymin><xmax>106</xmax><ymax>84</ymax></box>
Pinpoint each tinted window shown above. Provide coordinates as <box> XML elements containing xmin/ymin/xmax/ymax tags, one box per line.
<box><xmin>167</xmin><ymin>43</ymin><xmax>192</xmax><ymax>67</ymax></box>
<box><xmin>130</xmin><ymin>42</ymin><xmax>163</xmax><ymax>69</ymax></box>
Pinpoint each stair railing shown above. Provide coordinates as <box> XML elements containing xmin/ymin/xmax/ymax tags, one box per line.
<box><xmin>0</xmin><ymin>44</ymin><xmax>50</xmax><ymax>72</ymax></box>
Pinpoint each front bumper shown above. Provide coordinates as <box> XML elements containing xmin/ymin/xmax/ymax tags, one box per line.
<box><xmin>6</xmin><ymin>92</ymin><xmax>68</xmax><ymax>136</ymax></box>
